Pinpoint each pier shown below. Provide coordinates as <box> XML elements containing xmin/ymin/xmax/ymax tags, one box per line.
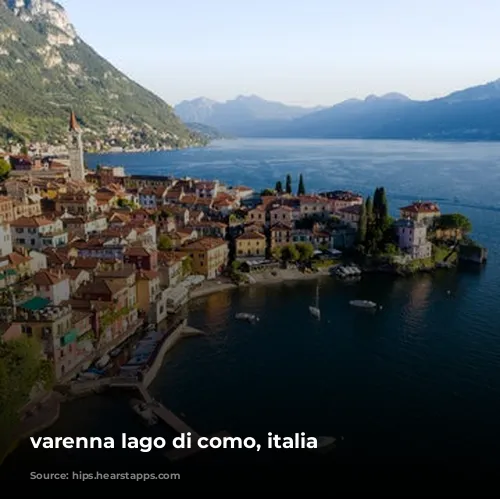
<box><xmin>109</xmin><ymin>379</ymin><xmax>226</xmax><ymax>461</ymax></box>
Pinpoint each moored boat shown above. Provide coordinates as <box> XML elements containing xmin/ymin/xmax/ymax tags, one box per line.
<box><xmin>349</xmin><ymin>300</ymin><xmax>377</xmax><ymax>308</ymax></box>
<box><xmin>235</xmin><ymin>313</ymin><xmax>259</xmax><ymax>322</ymax></box>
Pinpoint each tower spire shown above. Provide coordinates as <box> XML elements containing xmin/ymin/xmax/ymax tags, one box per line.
<box><xmin>69</xmin><ymin>110</ymin><xmax>79</xmax><ymax>132</ymax></box>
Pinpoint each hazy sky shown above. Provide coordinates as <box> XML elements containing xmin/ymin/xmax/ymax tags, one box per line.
<box><xmin>60</xmin><ymin>0</ymin><xmax>500</xmax><ymax>107</ymax></box>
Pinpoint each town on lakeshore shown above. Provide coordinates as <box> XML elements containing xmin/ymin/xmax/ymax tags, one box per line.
<box><xmin>0</xmin><ymin>112</ymin><xmax>487</xmax><ymax>461</ymax></box>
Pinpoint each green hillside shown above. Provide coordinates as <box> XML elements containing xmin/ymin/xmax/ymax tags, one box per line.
<box><xmin>0</xmin><ymin>1</ymin><xmax>206</xmax><ymax>149</ymax></box>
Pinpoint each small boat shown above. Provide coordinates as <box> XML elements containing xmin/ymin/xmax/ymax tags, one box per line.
<box><xmin>235</xmin><ymin>313</ymin><xmax>259</xmax><ymax>323</ymax></box>
<box><xmin>349</xmin><ymin>300</ymin><xmax>377</xmax><ymax>308</ymax></box>
<box><xmin>317</xmin><ymin>436</ymin><xmax>336</xmax><ymax>448</ymax></box>
<box><xmin>309</xmin><ymin>435</ymin><xmax>337</xmax><ymax>453</ymax></box>
<box><xmin>95</xmin><ymin>354</ymin><xmax>110</xmax><ymax>369</ymax></box>
<box><xmin>109</xmin><ymin>347</ymin><xmax>122</xmax><ymax>357</ymax></box>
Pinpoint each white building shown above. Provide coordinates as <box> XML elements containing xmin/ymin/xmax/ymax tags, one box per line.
<box><xmin>28</xmin><ymin>250</ymin><xmax>48</xmax><ymax>274</ymax></box>
<box><xmin>32</xmin><ymin>270</ymin><xmax>71</xmax><ymax>305</ymax></box>
<box><xmin>10</xmin><ymin>216</ymin><xmax>68</xmax><ymax>250</ymax></box>
<box><xmin>395</xmin><ymin>219</ymin><xmax>432</xmax><ymax>260</ymax></box>
<box><xmin>0</xmin><ymin>223</ymin><xmax>13</xmax><ymax>257</ymax></box>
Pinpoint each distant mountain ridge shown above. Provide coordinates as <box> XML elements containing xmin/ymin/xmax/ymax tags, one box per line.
<box><xmin>174</xmin><ymin>95</ymin><xmax>324</xmax><ymax>136</ymax></box>
<box><xmin>0</xmin><ymin>0</ymin><xmax>204</xmax><ymax>148</ymax></box>
<box><xmin>178</xmin><ymin>81</ymin><xmax>500</xmax><ymax>141</ymax></box>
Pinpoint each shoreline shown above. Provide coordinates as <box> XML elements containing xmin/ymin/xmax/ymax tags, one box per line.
<box><xmin>0</xmin><ymin>261</ymin><xmax>453</xmax><ymax>461</ymax></box>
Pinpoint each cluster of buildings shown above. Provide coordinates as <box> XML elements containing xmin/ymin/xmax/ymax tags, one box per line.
<box><xmin>0</xmin><ymin>111</ymin><xmax>450</xmax><ymax>382</ymax></box>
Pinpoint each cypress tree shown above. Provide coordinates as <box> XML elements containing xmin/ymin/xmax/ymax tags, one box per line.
<box><xmin>275</xmin><ymin>180</ymin><xmax>283</xmax><ymax>194</ymax></box>
<box><xmin>365</xmin><ymin>196</ymin><xmax>373</xmax><ymax>222</ymax></box>
<box><xmin>379</xmin><ymin>187</ymin><xmax>389</xmax><ymax>226</ymax></box>
<box><xmin>297</xmin><ymin>174</ymin><xmax>305</xmax><ymax>196</ymax></box>
<box><xmin>357</xmin><ymin>201</ymin><xmax>367</xmax><ymax>243</ymax></box>
<box><xmin>285</xmin><ymin>174</ymin><xmax>292</xmax><ymax>194</ymax></box>
<box><xmin>373</xmin><ymin>187</ymin><xmax>382</xmax><ymax>221</ymax></box>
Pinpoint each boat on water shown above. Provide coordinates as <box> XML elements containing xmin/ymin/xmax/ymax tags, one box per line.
<box><xmin>309</xmin><ymin>435</ymin><xmax>337</xmax><ymax>453</ymax></box>
<box><xmin>334</xmin><ymin>265</ymin><xmax>362</xmax><ymax>278</ymax></box>
<box><xmin>309</xmin><ymin>283</ymin><xmax>321</xmax><ymax>319</ymax></box>
<box><xmin>95</xmin><ymin>354</ymin><xmax>110</xmax><ymax>369</ymax></box>
<box><xmin>130</xmin><ymin>399</ymin><xmax>158</xmax><ymax>426</ymax></box>
<box><xmin>109</xmin><ymin>347</ymin><xmax>122</xmax><ymax>357</ymax></box>
<box><xmin>349</xmin><ymin>300</ymin><xmax>377</xmax><ymax>308</ymax></box>
<box><xmin>235</xmin><ymin>313</ymin><xmax>259</xmax><ymax>323</ymax></box>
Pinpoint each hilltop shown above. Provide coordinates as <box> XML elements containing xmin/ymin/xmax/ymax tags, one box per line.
<box><xmin>0</xmin><ymin>0</ymin><xmax>205</xmax><ymax>149</ymax></box>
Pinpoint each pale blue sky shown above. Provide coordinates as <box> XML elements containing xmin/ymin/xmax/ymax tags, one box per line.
<box><xmin>60</xmin><ymin>0</ymin><xmax>500</xmax><ymax>107</ymax></box>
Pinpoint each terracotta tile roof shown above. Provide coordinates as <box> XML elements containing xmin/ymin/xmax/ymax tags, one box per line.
<box><xmin>270</xmin><ymin>222</ymin><xmax>293</xmax><ymax>231</ymax></box>
<box><xmin>299</xmin><ymin>195</ymin><xmax>329</xmax><ymax>204</ymax></box>
<box><xmin>0</xmin><ymin>251</ymin><xmax>31</xmax><ymax>266</ymax></box>
<box><xmin>33</xmin><ymin>270</ymin><xmax>68</xmax><ymax>286</ymax></box>
<box><xmin>136</xmin><ymin>269</ymin><xmax>159</xmax><ymax>280</ymax></box>
<box><xmin>339</xmin><ymin>205</ymin><xmax>362</xmax><ymax>214</ymax></box>
<box><xmin>72</xmin><ymin>257</ymin><xmax>101</xmax><ymax>270</ymax></box>
<box><xmin>400</xmin><ymin>202</ymin><xmax>441</xmax><ymax>214</ymax></box>
<box><xmin>237</xmin><ymin>231</ymin><xmax>265</xmax><ymax>240</ymax></box>
<box><xmin>270</xmin><ymin>205</ymin><xmax>293</xmax><ymax>212</ymax></box>
<box><xmin>79</xmin><ymin>278</ymin><xmax>126</xmax><ymax>297</ymax></box>
<box><xmin>181</xmin><ymin>194</ymin><xmax>198</xmax><ymax>205</ymax></box>
<box><xmin>157</xmin><ymin>251</ymin><xmax>185</xmax><ymax>265</ymax></box>
<box><xmin>180</xmin><ymin>237</ymin><xmax>227</xmax><ymax>251</ymax></box>
<box><xmin>65</xmin><ymin>268</ymin><xmax>88</xmax><ymax>280</ymax></box>
<box><xmin>10</xmin><ymin>216</ymin><xmax>52</xmax><ymax>228</ymax></box>
<box><xmin>124</xmin><ymin>246</ymin><xmax>154</xmax><ymax>257</ymax></box>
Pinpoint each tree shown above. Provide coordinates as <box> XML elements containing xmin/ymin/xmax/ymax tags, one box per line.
<box><xmin>372</xmin><ymin>187</ymin><xmax>389</xmax><ymax>230</ymax></box>
<box><xmin>20</xmin><ymin>144</ymin><xmax>28</xmax><ymax>155</ymax></box>
<box><xmin>275</xmin><ymin>181</ymin><xmax>283</xmax><ymax>194</ymax></box>
<box><xmin>297</xmin><ymin>174</ymin><xmax>306</xmax><ymax>196</ymax></box>
<box><xmin>181</xmin><ymin>256</ymin><xmax>192</xmax><ymax>276</ymax></box>
<box><xmin>157</xmin><ymin>235</ymin><xmax>173</xmax><ymax>251</ymax></box>
<box><xmin>436</xmin><ymin>213</ymin><xmax>472</xmax><ymax>233</ymax></box>
<box><xmin>285</xmin><ymin>174</ymin><xmax>292</xmax><ymax>194</ymax></box>
<box><xmin>0</xmin><ymin>158</ymin><xmax>11</xmax><ymax>181</ymax></box>
<box><xmin>295</xmin><ymin>242</ymin><xmax>314</xmax><ymax>262</ymax></box>
<box><xmin>0</xmin><ymin>336</ymin><xmax>52</xmax><ymax>448</ymax></box>
<box><xmin>260</xmin><ymin>188</ymin><xmax>275</xmax><ymax>196</ymax></box>
<box><xmin>365</xmin><ymin>196</ymin><xmax>373</xmax><ymax>222</ymax></box>
<box><xmin>357</xmin><ymin>201</ymin><xmax>367</xmax><ymax>243</ymax></box>
<box><xmin>271</xmin><ymin>246</ymin><xmax>282</xmax><ymax>261</ymax></box>
<box><xmin>281</xmin><ymin>244</ymin><xmax>300</xmax><ymax>262</ymax></box>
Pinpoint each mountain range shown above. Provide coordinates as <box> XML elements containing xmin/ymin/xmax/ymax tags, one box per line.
<box><xmin>177</xmin><ymin>82</ymin><xmax>500</xmax><ymax>141</ymax></box>
<box><xmin>174</xmin><ymin>95</ymin><xmax>324</xmax><ymax>136</ymax></box>
<box><xmin>0</xmin><ymin>0</ymin><xmax>204</xmax><ymax>149</ymax></box>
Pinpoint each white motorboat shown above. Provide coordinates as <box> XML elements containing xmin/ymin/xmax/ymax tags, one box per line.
<box><xmin>349</xmin><ymin>300</ymin><xmax>377</xmax><ymax>308</ymax></box>
<box><xmin>95</xmin><ymin>354</ymin><xmax>110</xmax><ymax>369</ymax></box>
<box><xmin>235</xmin><ymin>313</ymin><xmax>259</xmax><ymax>323</ymax></box>
<box><xmin>309</xmin><ymin>435</ymin><xmax>337</xmax><ymax>453</ymax></box>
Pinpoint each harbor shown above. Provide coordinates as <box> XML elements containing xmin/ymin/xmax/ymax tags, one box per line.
<box><xmin>60</xmin><ymin>316</ymin><xmax>229</xmax><ymax>462</ymax></box>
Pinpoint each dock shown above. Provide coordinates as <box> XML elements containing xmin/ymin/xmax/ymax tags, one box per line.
<box><xmin>109</xmin><ymin>379</ymin><xmax>229</xmax><ymax>461</ymax></box>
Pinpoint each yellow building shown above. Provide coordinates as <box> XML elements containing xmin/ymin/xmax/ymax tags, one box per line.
<box><xmin>236</xmin><ymin>231</ymin><xmax>266</xmax><ymax>258</ymax></box>
<box><xmin>270</xmin><ymin>222</ymin><xmax>292</xmax><ymax>249</ymax></box>
<box><xmin>179</xmin><ymin>237</ymin><xmax>229</xmax><ymax>279</ymax></box>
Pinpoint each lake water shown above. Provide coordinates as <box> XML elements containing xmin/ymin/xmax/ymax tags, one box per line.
<box><xmin>3</xmin><ymin>139</ymin><xmax>500</xmax><ymax>477</ymax></box>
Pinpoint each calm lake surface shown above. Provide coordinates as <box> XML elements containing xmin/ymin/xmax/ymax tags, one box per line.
<box><xmin>4</xmin><ymin>139</ymin><xmax>500</xmax><ymax>473</ymax></box>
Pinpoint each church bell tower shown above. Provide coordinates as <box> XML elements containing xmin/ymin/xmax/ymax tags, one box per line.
<box><xmin>68</xmin><ymin>110</ymin><xmax>85</xmax><ymax>181</ymax></box>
